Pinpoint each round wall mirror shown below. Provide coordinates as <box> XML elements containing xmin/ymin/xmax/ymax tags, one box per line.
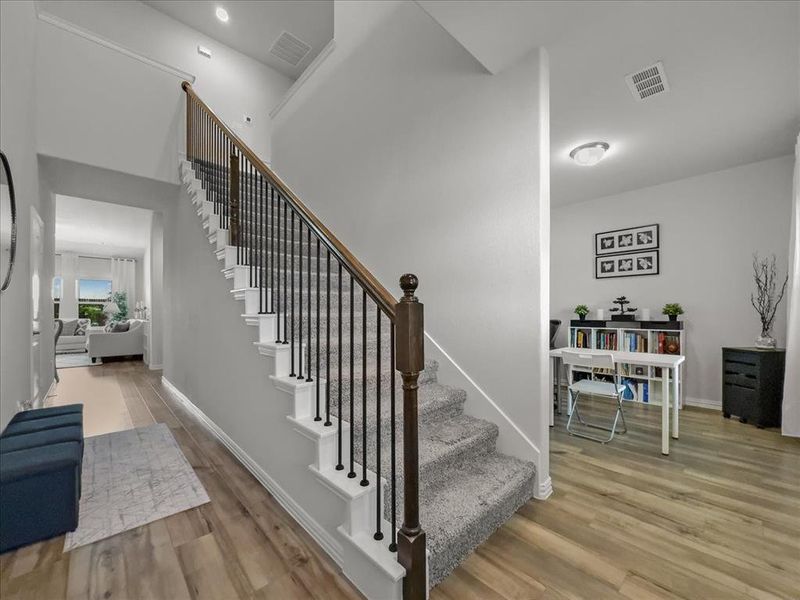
<box><xmin>0</xmin><ymin>150</ymin><xmax>18</xmax><ymax>292</ymax></box>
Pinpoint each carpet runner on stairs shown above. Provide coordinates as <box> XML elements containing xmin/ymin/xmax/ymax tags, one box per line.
<box><xmin>190</xmin><ymin>161</ymin><xmax>536</xmax><ymax>588</ymax></box>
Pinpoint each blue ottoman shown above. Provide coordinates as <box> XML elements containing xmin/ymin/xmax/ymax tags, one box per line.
<box><xmin>0</xmin><ymin>442</ymin><xmax>82</xmax><ymax>552</ymax></box>
<box><xmin>2</xmin><ymin>414</ymin><xmax>83</xmax><ymax>437</ymax></box>
<box><xmin>9</xmin><ymin>405</ymin><xmax>82</xmax><ymax>423</ymax></box>
<box><xmin>0</xmin><ymin>425</ymin><xmax>84</xmax><ymax>457</ymax></box>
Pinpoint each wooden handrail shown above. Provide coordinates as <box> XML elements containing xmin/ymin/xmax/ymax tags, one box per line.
<box><xmin>182</xmin><ymin>81</ymin><xmax>397</xmax><ymax>318</ymax></box>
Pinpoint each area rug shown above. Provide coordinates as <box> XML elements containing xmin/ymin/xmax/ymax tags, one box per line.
<box><xmin>64</xmin><ymin>423</ymin><xmax>209</xmax><ymax>551</ymax></box>
<box><xmin>56</xmin><ymin>352</ymin><xmax>102</xmax><ymax>369</ymax></box>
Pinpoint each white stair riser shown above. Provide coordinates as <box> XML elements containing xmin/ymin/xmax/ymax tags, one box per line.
<box><xmin>241</xmin><ymin>288</ymin><xmax>261</xmax><ymax>315</ymax></box>
<box><xmin>258</xmin><ymin>314</ymin><xmax>276</xmax><ymax>344</ymax></box>
<box><xmin>225</xmin><ymin>265</ymin><xmax>260</xmax><ymax>289</ymax></box>
<box><xmin>214</xmin><ymin>229</ymin><xmax>228</xmax><ymax>251</ymax></box>
<box><xmin>338</xmin><ymin>536</ymin><xmax>404</xmax><ymax>600</ymax></box>
<box><xmin>257</xmin><ymin>343</ymin><xmax>307</xmax><ymax>378</ymax></box>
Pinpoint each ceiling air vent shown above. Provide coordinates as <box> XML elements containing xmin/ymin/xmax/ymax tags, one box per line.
<box><xmin>625</xmin><ymin>61</ymin><xmax>670</xmax><ymax>102</ymax></box>
<box><xmin>269</xmin><ymin>31</ymin><xmax>312</xmax><ymax>67</ymax></box>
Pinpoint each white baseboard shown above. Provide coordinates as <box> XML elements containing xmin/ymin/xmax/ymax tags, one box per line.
<box><xmin>148</xmin><ymin>363</ymin><xmax>163</xmax><ymax>370</ymax></box>
<box><xmin>160</xmin><ymin>376</ymin><xmax>343</xmax><ymax>567</ymax></box>
<box><xmin>535</xmin><ymin>475</ymin><xmax>553</xmax><ymax>500</ymax></box>
<box><xmin>686</xmin><ymin>396</ymin><xmax>720</xmax><ymax>410</ymax></box>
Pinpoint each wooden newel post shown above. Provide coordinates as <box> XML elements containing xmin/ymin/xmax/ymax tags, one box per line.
<box><xmin>395</xmin><ymin>273</ymin><xmax>427</xmax><ymax>600</ymax></box>
<box><xmin>229</xmin><ymin>153</ymin><xmax>240</xmax><ymax>247</ymax></box>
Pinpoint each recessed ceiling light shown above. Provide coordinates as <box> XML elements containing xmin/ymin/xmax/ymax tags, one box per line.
<box><xmin>215</xmin><ymin>6</ymin><xmax>229</xmax><ymax>22</ymax></box>
<box><xmin>569</xmin><ymin>142</ymin><xmax>610</xmax><ymax>167</ymax></box>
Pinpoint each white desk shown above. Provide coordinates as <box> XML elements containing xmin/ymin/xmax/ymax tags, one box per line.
<box><xmin>550</xmin><ymin>347</ymin><xmax>686</xmax><ymax>455</ymax></box>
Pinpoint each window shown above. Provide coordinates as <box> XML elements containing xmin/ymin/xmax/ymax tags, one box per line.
<box><xmin>52</xmin><ymin>276</ymin><xmax>62</xmax><ymax>319</ymax></box>
<box><xmin>78</xmin><ymin>278</ymin><xmax>112</xmax><ymax>325</ymax></box>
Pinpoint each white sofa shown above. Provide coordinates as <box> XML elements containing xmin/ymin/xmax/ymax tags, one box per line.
<box><xmin>87</xmin><ymin>319</ymin><xmax>145</xmax><ymax>362</ymax></box>
<box><xmin>55</xmin><ymin>318</ymin><xmax>92</xmax><ymax>353</ymax></box>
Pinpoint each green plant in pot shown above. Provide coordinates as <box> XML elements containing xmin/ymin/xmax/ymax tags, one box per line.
<box><xmin>662</xmin><ymin>303</ymin><xmax>684</xmax><ymax>322</ymax></box>
<box><xmin>574</xmin><ymin>304</ymin><xmax>590</xmax><ymax>321</ymax></box>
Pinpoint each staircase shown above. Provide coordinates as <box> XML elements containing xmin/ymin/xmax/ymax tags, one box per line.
<box><xmin>181</xmin><ymin>82</ymin><xmax>535</xmax><ymax>597</ymax></box>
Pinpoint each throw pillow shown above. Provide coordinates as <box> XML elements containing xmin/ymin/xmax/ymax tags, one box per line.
<box><xmin>61</xmin><ymin>319</ymin><xmax>78</xmax><ymax>336</ymax></box>
<box><xmin>75</xmin><ymin>319</ymin><xmax>89</xmax><ymax>336</ymax></box>
<box><xmin>112</xmin><ymin>321</ymin><xmax>130</xmax><ymax>333</ymax></box>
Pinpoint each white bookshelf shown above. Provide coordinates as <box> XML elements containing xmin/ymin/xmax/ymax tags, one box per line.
<box><xmin>568</xmin><ymin>321</ymin><xmax>685</xmax><ymax>407</ymax></box>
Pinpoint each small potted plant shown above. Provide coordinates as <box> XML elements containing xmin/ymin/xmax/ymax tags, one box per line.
<box><xmin>662</xmin><ymin>303</ymin><xmax>684</xmax><ymax>322</ymax></box>
<box><xmin>574</xmin><ymin>304</ymin><xmax>590</xmax><ymax>321</ymax></box>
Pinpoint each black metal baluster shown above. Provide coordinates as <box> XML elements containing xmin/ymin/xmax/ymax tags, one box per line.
<box><xmin>306</xmin><ymin>228</ymin><xmax>312</xmax><ymax>383</ymax></box>
<box><xmin>225</xmin><ymin>138</ymin><xmax>230</xmax><ymax>231</ymax></box>
<box><xmin>260</xmin><ymin>175</ymin><xmax>266</xmax><ymax>313</ymax></box>
<box><xmin>361</xmin><ymin>289</ymin><xmax>369</xmax><ymax>487</ymax></box>
<box><xmin>282</xmin><ymin>197</ymin><xmax>288</xmax><ymax>344</ymax></box>
<box><xmin>315</xmin><ymin>238</ymin><xmax>321</xmax><ymax>422</ymax></box>
<box><xmin>215</xmin><ymin>127</ymin><xmax>219</xmax><ymax>216</ymax></box>
<box><xmin>249</xmin><ymin>163</ymin><xmax>254</xmax><ymax>287</ymax></box>
<box><xmin>249</xmin><ymin>163</ymin><xmax>255</xmax><ymax>285</ymax></box>
<box><xmin>274</xmin><ymin>189</ymin><xmax>281</xmax><ymax>342</ymax></box>
<box><xmin>298</xmin><ymin>219</ymin><xmax>304</xmax><ymax>380</ymax></box>
<box><xmin>389</xmin><ymin>322</ymin><xmax>397</xmax><ymax>552</ymax></box>
<box><xmin>375</xmin><ymin>307</ymin><xmax>383</xmax><ymax>540</ymax></box>
<box><xmin>334</xmin><ymin>262</ymin><xmax>342</xmax><ymax>462</ymax></box>
<box><xmin>331</xmin><ymin>262</ymin><xmax>340</xmax><ymax>430</ymax></box>
<box><xmin>290</xmin><ymin>210</ymin><xmax>296</xmax><ymax>374</ymax></box>
<box><xmin>325</xmin><ymin>251</ymin><xmax>330</xmax><ymax>426</ymax></box>
<box><xmin>348</xmin><ymin>274</ymin><xmax>355</xmax><ymax>479</ymax></box>
<box><xmin>270</xmin><ymin>186</ymin><xmax>275</xmax><ymax>314</ymax></box>
<box><xmin>243</xmin><ymin>159</ymin><xmax>248</xmax><ymax>270</ymax></box>
<box><xmin>236</xmin><ymin>152</ymin><xmax>242</xmax><ymax>266</ymax></box>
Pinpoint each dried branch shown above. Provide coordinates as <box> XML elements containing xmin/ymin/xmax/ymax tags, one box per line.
<box><xmin>750</xmin><ymin>253</ymin><xmax>789</xmax><ymax>337</ymax></box>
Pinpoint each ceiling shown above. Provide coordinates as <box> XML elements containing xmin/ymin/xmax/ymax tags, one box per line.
<box><xmin>420</xmin><ymin>1</ymin><xmax>800</xmax><ymax>206</ymax></box>
<box><xmin>417</xmin><ymin>1</ymin><xmax>627</xmax><ymax>75</ymax></box>
<box><xmin>142</xmin><ymin>0</ymin><xmax>333</xmax><ymax>79</ymax></box>
<box><xmin>56</xmin><ymin>196</ymin><xmax>153</xmax><ymax>258</ymax></box>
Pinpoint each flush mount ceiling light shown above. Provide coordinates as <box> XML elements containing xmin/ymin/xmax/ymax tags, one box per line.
<box><xmin>215</xmin><ymin>6</ymin><xmax>229</xmax><ymax>22</ymax></box>
<box><xmin>569</xmin><ymin>142</ymin><xmax>610</xmax><ymax>167</ymax></box>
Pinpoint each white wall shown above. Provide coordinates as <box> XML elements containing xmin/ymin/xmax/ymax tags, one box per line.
<box><xmin>272</xmin><ymin>1</ymin><xmax>550</xmax><ymax>491</ymax></box>
<box><xmin>35</xmin><ymin>0</ymin><xmax>293</xmax><ymax>183</ymax></box>
<box><xmin>149</xmin><ymin>213</ymin><xmax>164</xmax><ymax>367</ymax></box>
<box><xmin>0</xmin><ymin>0</ymin><xmax>55</xmax><ymax>427</ymax></box>
<box><xmin>551</xmin><ymin>156</ymin><xmax>794</xmax><ymax>408</ymax></box>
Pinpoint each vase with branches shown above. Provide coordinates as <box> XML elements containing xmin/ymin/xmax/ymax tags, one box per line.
<box><xmin>750</xmin><ymin>253</ymin><xmax>788</xmax><ymax>348</ymax></box>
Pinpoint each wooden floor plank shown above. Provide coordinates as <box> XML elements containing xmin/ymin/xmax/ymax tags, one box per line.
<box><xmin>2</xmin><ymin>361</ymin><xmax>798</xmax><ymax>600</ymax></box>
<box><xmin>0</xmin><ymin>361</ymin><xmax>361</xmax><ymax>600</ymax></box>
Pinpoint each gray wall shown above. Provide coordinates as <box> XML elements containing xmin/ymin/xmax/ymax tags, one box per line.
<box><xmin>551</xmin><ymin>155</ymin><xmax>794</xmax><ymax>407</ymax></box>
<box><xmin>272</xmin><ymin>1</ymin><xmax>550</xmax><ymax>483</ymax></box>
<box><xmin>0</xmin><ymin>1</ymin><xmax>55</xmax><ymax>427</ymax></box>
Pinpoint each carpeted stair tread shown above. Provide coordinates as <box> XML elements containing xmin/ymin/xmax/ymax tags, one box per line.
<box><xmin>330</xmin><ymin>381</ymin><xmax>463</xmax><ymax>428</ymax></box>
<box><xmin>421</xmin><ymin>453</ymin><xmax>536</xmax><ymax>587</ymax></box>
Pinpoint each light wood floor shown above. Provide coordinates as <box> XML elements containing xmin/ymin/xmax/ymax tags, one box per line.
<box><xmin>2</xmin><ymin>365</ymin><xmax>799</xmax><ymax>599</ymax></box>
<box><xmin>0</xmin><ymin>361</ymin><xmax>362</xmax><ymax>600</ymax></box>
<box><xmin>432</xmin><ymin>397</ymin><xmax>800</xmax><ymax>600</ymax></box>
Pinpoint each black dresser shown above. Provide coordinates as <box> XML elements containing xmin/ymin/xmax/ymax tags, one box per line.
<box><xmin>722</xmin><ymin>347</ymin><xmax>785</xmax><ymax>428</ymax></box>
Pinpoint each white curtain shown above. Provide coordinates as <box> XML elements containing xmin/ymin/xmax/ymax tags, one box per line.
<box><xmin>111</xmin><ymin>258</ymin><xmax>136</xmax><ymax>316</ymax></box>
<box><xmin>783</xmin><ymin>133</ymin><xmax>800</xmax><ymax>438</ymax></box>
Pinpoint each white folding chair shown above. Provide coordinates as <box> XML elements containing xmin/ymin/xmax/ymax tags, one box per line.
<box><xmin>561</xmin><ymin>351</ymin><xmax>627</xmax><ymax>444</ymax></box>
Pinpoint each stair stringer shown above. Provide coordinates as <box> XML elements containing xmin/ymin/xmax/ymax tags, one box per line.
<box><xmin>179</xmin><ymin>160</ymin><xmax>409</xmax><ymax>600</ymax></box>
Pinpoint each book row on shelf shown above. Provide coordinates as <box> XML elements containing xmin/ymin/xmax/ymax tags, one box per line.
<box><xmin>624</xmin><ymin>332</ymin><xmax>648</xmax><ymax>352</ymax></box>
<box><xmin>569</xmin><ymin>328</ymin><xmax>681</xmax><ymax>356</ymax></box>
